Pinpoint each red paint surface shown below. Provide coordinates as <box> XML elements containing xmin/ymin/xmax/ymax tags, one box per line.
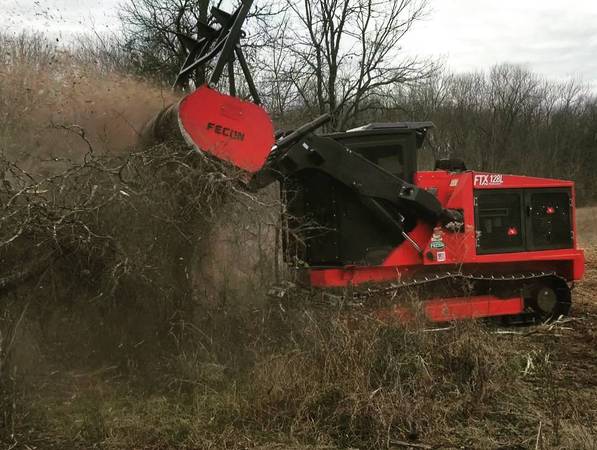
<box><xmin>307</xmin><ymin>169</ymin><xmax>585</xmax><ymax>294</ymax></box>
<box><xmin>178</xmin><ymin>85</ymin><xmax>275</xmax><ymax>173</ymax></box>
<box><xmin>376</xmin><ymin>295</ymin><xmax>524</xmax><ymax>323</ymax></box>
<box><xmin>424</xmin><ymin>295</ymin><xmax>523</xmax><ymax>321</ymax></box>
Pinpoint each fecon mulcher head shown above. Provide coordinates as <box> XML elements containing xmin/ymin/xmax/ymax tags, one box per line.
<box><xmin>145</xmin><ymin>0</ymin><xmax>584</xmax><ymax>323</ymax></box>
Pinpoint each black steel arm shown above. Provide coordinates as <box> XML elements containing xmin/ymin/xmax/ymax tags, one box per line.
<box><xmin>209</xmin><ymin>0</ymin><xmax>253</xmax><ymax>86</ymax></box>
<box><xmin>173</xmin><ymin>0</ymin><xmax>254</xmax><ymax>94</ymax></box>
<box><xmin>249</xmin><ymin>114</ymin><xmax>331</xmax><ymax>190</ymax></box>
<box><xmin>254</xmin><ymin>133</ymin><xmax>443</xmax><ymax>225</ymax></box>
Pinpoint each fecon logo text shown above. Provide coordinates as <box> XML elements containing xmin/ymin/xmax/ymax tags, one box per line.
<box><xmin>207</xmin><ymin>122</ymin><xmax>245</xmax><ymax>141</ymax></box>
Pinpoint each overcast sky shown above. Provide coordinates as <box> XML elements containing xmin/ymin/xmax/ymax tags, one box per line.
<box><xmin>2</xmin><ymin>0</ymin><xmax>597</xmax><ymax>88</ymax></box>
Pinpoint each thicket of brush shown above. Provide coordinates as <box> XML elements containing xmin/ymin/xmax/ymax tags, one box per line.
<box><xmin>0</xmin><ymin>33</ymin><xmax>595</xmax><ymax>449</ymax></box>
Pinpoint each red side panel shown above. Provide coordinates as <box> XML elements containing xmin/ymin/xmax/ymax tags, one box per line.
<box><xmin>178</xmin><ymin>85</ymin><xmax>275</xmax><ymax>173</ymax></box>
<box><xmin>424</xmin><ymin>295</ymin><xmax>524</xmax><ymax>321</ymax></box>
<box><xmin>376</xmin><ymin>295</ymin><xmax>524</xmax><ymax>323</ymax></box>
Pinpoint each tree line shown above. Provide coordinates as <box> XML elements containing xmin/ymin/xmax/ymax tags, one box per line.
<box><xmin>386</xmin><ymin>66</ymin><xmax>597</xmax><ymax>202</ymax></box>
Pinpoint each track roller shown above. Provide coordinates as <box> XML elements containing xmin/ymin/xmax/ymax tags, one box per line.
<box><xmin>526</xmin><ymin>276</ymin><xmax>571</xmax><ymax>320</ymax></box>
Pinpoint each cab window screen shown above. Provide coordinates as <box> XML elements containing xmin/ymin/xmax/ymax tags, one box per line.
<box><xmin>355</xmin><ymin>145</ymin><xmax>403</xmax><ymax>177</ymax></box>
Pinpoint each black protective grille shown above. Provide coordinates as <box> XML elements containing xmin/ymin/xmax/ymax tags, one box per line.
<box><xmin>528</xmin><ymin>191</ymin><xmax>572</xmax><ymax>250</ymax></box>
<box><xmin>475</xmin><ymin>188</ymin><xmax>573</xmax><ymax>254</ymax></box>
<box><xmin>476</xmin><ymin>190</ymin><xmax>524</xmax><ymax>254</ymax></box>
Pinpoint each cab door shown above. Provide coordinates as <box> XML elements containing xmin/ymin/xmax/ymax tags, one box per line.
<box><xmin>475</xmin><ymin>189</ymin><xmax>525</xmax><ymax>254</ymax></box>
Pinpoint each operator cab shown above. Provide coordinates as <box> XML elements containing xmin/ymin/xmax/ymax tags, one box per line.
<box><xmin>284</xmin><ymin>122</ymin><xmax>433</xmax><ymax>267</ymax></box>
<box><xmin>324</xmin><ymin>122</ymin><xmax>432</xmax><ymax>183</ymax></box>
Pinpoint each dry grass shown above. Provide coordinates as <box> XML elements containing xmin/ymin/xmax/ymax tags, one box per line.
<box><xmin>7</xmin><ymin>301</ymin><xmax>596</xmax><ymax>449</ymax></box>
<box><xmin>0</xmin><ymin>34</ymin><xmax>596</xmax><ymax>450</ymax></box>
<box><xmin>576</xmin><ymin>206</ymin><xmax>597</xmax><ymax>247</ymax></box>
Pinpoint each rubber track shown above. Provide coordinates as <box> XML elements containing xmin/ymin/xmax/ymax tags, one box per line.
<box><xmin>269</xmin><ymin>271</ymin><xmax>571</xmax><ymax>314</ymax></box>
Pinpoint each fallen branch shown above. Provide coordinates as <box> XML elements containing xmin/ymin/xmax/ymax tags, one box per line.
<box><xmin>390</xmin><ymin>440</ymin><xmax>433</xmax><ymax>449</ymax></box>
<box><xmin>535</xmin><ymin>420</ymin><xmax>543</xmax><ymax>450</ymax></box>
<box><xmin>0</xmin><ymin>253</ymin><xmax>54</xmax><ymax>296</ymax></box>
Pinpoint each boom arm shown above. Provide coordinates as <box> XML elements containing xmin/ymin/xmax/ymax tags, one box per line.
<box><xmin>251</xmin><ymin>115</ymin><xmax>444</xmax><ymax>229</ymax></box>
<box><xmin>268</xmin><ymin>134</ymin><xmax>442</xmax><ymax>223</ymax></box>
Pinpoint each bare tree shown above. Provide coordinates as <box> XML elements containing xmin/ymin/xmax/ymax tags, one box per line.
<box><xmin>118</xmin><ymin>0</ymin><xmax>280</xmax><ymax>89</ymax></box>
<box><xmin>119</xmin><ymin>0</ymin><xmax>210</xmax><ymax>85</ymax></box>
<box><xmin>263</xmin><ymin>0</ymin><xmax>434</xmax><ymax>130</ymax></box>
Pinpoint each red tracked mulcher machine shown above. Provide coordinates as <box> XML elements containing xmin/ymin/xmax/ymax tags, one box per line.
<box><xmin>146</xmin><ymin>0</ymin><xmax>584</xmax><ymax>323</ymax></box>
